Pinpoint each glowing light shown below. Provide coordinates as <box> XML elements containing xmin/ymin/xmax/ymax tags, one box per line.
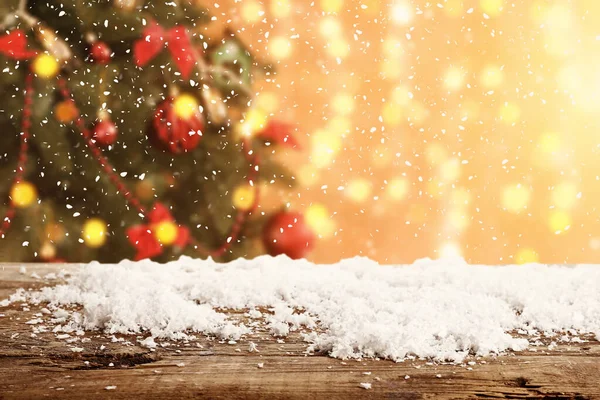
<box><xmin>321</xmin><ymin>0</ymin><xmax>343</xmax><ymax>13</ymax></box>
<box><xmin>269</xmin><ymin>36</ymin><xmax>292</xmax><ymax>60</ymax></box>
<box><xmin>499</xmin><ymin>102</ymin><xmax>521</xmax><ymax>125</ymax></box>
<box><xmin>447</xmin><ymin>210</ymin><xmax>470</xmax><ymax>232</ymax></box>
<box><xmin>241</xmin><ymin>1</ymin><xmax>264</xmax><ymax>23</ymax></box>
<box><xmin>439</xmin><ymin>243</ymin><xmax>462</xmax><ymax>259</ymax></box>
<box><xmin>346</xmin><ymin>179</ymin><xmax>373</xmax><ymax>203</ymax></box>
<box><xmin>390</xmin><ymin>2</ymin><xmax>413</xmax><ymax>25</ymax></box>
<box><xmin>480</xmin><ymin>64</ymin><xmax>504</xmax><ymax>89</ymax></box>
<box><xmin>382</xmin><ymin>103</ymin><xmax>403</xmax><ymax>126</ymax></box>
<box><xmin>320</xmin><ymin>16</ymin><xmax>343</xmax><ymax>37</ymax></box>
<box><xmin>379</xmin><ymin>59</ymin><xmax>403</xmax><ymax>80</ymax></box>
<box><xmin>298</xmin><ymin>165</ymin><xmax>320</xmax><ymax>186</ymax></box>
<box><xmin>386</xmin><ymin>177</ymin><xmax>410</xmax><ymax>201</ymax></box>
<box><xmin>311</xmin><ymin>130</ymin><xmax>342</xmax><ymax>168</ymax></box>
<box><xmin>538</xmin><ymin>133</ymin><xmax>561</xmax><ymax>154</ymax></box>
<box><xmin>440</xmin><ymin>158</ymin><xmax>461</xmax><ymax>182</ymax></box>
<box><xmin>327</xmin><ymin>37</ymin><xmax>350</xmax><ymax>58</ymax></box>
<box><xmin>551</xmin><ymin>182</ymin><xmax>579</xmax><ymax>210</ymax></box>
<box><xmin>549</xmin><ymin>210</ymin><xmax>571</xmax><ymax>234</ymax></box>
<box><xmin>327</xmin><ymin>116</ymin><xmax>352</xmax><ymax>136</ymax></box>
<box><xmin>443</xmin><ymin>66</ymin><xmax>465</xmax><ymax>91</ymax></box>
<box><xmin>515</xmin><ymin>248</ymin><xmax>539</xmax><ymax>265</ymax></box>
<box><xmin>232</xmin><ymin>184</ymin><xmax>256</xmax><ymax>211</ymax></box>
<box><xmin>390</xmin><ymin>85</ymin><xmax>411</xmax><ymax>106</ymax></box>
<box><xmin>255</xmin><ymin>92</ymin><xmax>279</xmax><ymax>113</ymax></box>
<box><xmin>270</xmin><ymin>0</ymin><xmax>291</xmax><ymax>18</ymax></box>
<box><xmin>502</xmin><ymin>184</ymin><xmax>531</xmax><ymax>213</ymax></box>
<box><xmin>332</xmin><ymin>93</ymin><xmax>355</xmax><ymax>116</ymax></box>
<box><xmin>480</xmin><ymin>0</ymin><xmax>504</xmax><ymax>17</ymax></box>
<box><xmin>306</xmin><ymin>203</ymin><xmax>336</xmax><ymax>238</ymax></box>
<box><xmin>450</xmin><ymin>188</ymin><xmax>472</xmax><ymax>207</ymax></box>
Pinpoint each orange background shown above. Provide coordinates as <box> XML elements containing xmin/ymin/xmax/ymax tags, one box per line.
<box><xmin>199</xmin><ymin>0</ymin><xmax>600</xmax><ymax>265</ymax></box>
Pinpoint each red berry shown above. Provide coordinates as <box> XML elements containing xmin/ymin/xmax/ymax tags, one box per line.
<box><xmin>90</xmin><ymin>41</ymin><xmax>112</xmax><ymax>64</ymax></box>
<box><xmin>93</xmin><ymin>120</ymin><xmax>118</xmax><ymax>146</ymax></box>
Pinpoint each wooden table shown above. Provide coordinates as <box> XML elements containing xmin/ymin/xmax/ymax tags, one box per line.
<box><xmin>1</xmin><ymin>264</ymin><xmax>599</xmax><ymax>399</ymax></box>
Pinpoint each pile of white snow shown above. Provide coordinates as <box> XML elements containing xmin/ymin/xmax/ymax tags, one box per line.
<box><xmin>3</xmin><ymin>256</ymin><xmax>600</xmax><ymax>363</ymax></box>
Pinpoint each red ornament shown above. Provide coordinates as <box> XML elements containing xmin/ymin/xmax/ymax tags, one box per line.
<box><xmin>92</xmin><ymin>118</ymin><xmax>118</xmax><ymax>146</ymax></box>
<box><xmin>90</xmin><ymin>41</ymin><xmax>112</xmax><ymax>64</ymax></box>
<box><xmin>126</xmin><ymin>202</ymin><xmax>189</xmax><ymax>261</ymax></box>
<box><xmin>152</xmin><ymin>97</ymin><xmax>204</xmax><ymax>153</ymax></box>
<box><xmin>263</xmin><ymin>211</ymin><xmax>315</xmax><ymax>259</ymax></box>
<box><xmin>256</xmin><ymin>120</ymin><xmax>300</xmax><ymax>149</ymax></box>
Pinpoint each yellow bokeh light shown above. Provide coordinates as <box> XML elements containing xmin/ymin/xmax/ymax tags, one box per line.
<box><xmin>382</xmin><ymin>103</ymin><xmax>403</xmax><ymax>127</ymax></box>
<box><xmin>502</xmin><ymin>184</ymin><xmax>531</xmax><ymax>213</ymax></box>
<box><xmin>480</xmin><ymin>65</ymin><xmax>504</xmax><ymax>89</ymax></box>
<box><xmin>379</xmin><ymin>59</ymin><xmax>403</xmax><ymax>80</ymax></box>
<box><xmin>390</xmin><ymin>85</ymin><xmax>411</xmax><ymax>106</ymax></box>
<box><xmin>551</xmin><ymin>182</ymin><xmax>578</xmax><ymax>210</ymax></box>
<box><xmin>549</xmin><ymin>210</ymin><xmax>571</xmax><ymax>234</ymax></box>
<box><xmin>440</xmin><ymin>158</ymin><xmax>461</xmax><ymax>182</ymax></box>
<box><xmin>255</xmin><ymin>92</ymin><xmax>279</xmax><ymax>113</ymax></box>
<box><xmin>306</xmin><ymin>203</ymin><xmax>336</xmax><ymax>238</ymax></box>
<box><xmin>447</xmin><ymin>209</ymin><xmax>470</xmax><ymax>232</ymax></box>
<box><xmin>538</xmin><ymin>133</ymin><xmax>561</xmax><ymax>154</ymax></box>
<box><xmin>327</xmin><ymin>37</ymin><xmax>350</xmax><ymax>59</ymax></box>
<box><xmin>390</xmin><ymin>2</ymin><xmax>413</xmax><ymax>25</ymax></box>
<box><xmin>439</xmin><ymin>242</ymin><xmax>462</xmax><ymax>259</ymax></box>
<box><xmin>499</xmin><ymin>102</ymin><xmax>521</xmax><ymax>125</ymax></box>
<box><xmin>241</xmin><ymin>0</ymin><xmax>264</xmax><ymax>23</ymax></box>
<box><xmin>321</xmin><ymin>0</ymin><xmax>343</xmax><ymax>13</ymax></box>
<box><xmin>270</xmin><ymin>0</ymin><xmax>291</xmax><ymax>18</ymax></box>
<box><xmin>298</xmin><ymin>165</ymin><xmax>320</xmax><ymax>186</ymax></box>
<box><xmin>480</xmin><ymin>0</ymin><xmax>504</xmax><ymax>17</ymax></box>
<box><xmin>237</xmin><ymin>108</ymin><xmax>268</xmax><ymax>138</ymax></box>
<box><xmin>386</xmin><ymin>177</ymin><xmax>410</xmax><ymax>201</ymax></box>
<box><xmin>232</xmin><ymin>184</ymin><xmax>256</xmax><ymax>211</ymax></box>
<box><xmin>327</xmin><ymin>115</ymin><xmax>352</xmax><ymax>136</ymax></box>
<box><xmin>332</xmin><ymin>93</ymin><xmax>355</xmax><ymax>116</ymax></box>
<box><xmin>346</xmin><ymin>179</ymin><xmax>372</xmax><ymax>203</ymax></box>
<box><xmin>450</xmin><ymin>188</ymin><xmax>471</xmax><ymax>207</ymax></box>
<box><xmin>311</xmin><ymin>129</ymin><xmax>343</xmax><ymax>168</ymax></box>
<box><xmin>320</xmin><ymin>16</ymin><xmax>343</xmax><ymax>38</ymax></box>
<box><xmin>269</xmin><ymin>36</ymin><xmax>292</xmax><ymax>60</ymax></box>
<box><xmin>515</xmin><ymin>248</ymin><xmax>539</xmax><ymax>264</ymax></box>
<box><xmin>443</xmin><ymin>66</ymin><xmax>465</xmax><ymax>91</ymax></box>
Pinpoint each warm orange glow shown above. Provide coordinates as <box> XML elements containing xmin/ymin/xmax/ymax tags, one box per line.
<box><xmin>200</xmin><ymin>0</ymin><xmax>600</xmax><ymax>264</ymax></box>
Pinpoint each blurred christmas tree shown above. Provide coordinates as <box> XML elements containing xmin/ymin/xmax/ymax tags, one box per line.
<box><xmin>0</xmin><ymin>0</ymin><xmax>315</xmax><ymax>263</ymax></box>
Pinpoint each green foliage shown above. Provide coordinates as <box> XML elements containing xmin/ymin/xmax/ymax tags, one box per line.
<box><xmin>0</xmin><ymin>0</ymin><xmax>293</xmax><ymax>263</ymax></box>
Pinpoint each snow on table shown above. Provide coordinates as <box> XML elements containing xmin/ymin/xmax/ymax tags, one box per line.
<box><xmin>2</xmin><ymin>256</ymin><xmax>600</xmax><ymax>363</ymax></box>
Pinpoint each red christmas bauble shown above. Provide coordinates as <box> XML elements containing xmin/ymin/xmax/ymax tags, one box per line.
<box><xmin>93</xmin><ymin>119</ymin><xmax>118</xmax><ymax>146</ymax></box>
<box><xmin>152</xmin><ymin>97</ymin><xmax>204</xmax><ymax>153</ymax></box>
<box><xmin>263</xmin><ymin>211</ymin><xmax>315</xmax><ymax>259</ymax></box>
<box><xmin>90</xmin><ymin>41</ymin><xmax>112</xmax><ymax>64</ymax></box>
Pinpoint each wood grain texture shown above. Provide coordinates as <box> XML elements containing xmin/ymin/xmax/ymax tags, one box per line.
<box><xmin>0</xmin><ymin>264</ymin><xmax>599</xmax><ymax>400</ymax></box>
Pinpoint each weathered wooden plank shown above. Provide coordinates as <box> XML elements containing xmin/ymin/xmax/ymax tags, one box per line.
<box><xmin>0</xmin><ymin>264</ymin><xmax>599</xmax><ymax>399</ymax></box>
